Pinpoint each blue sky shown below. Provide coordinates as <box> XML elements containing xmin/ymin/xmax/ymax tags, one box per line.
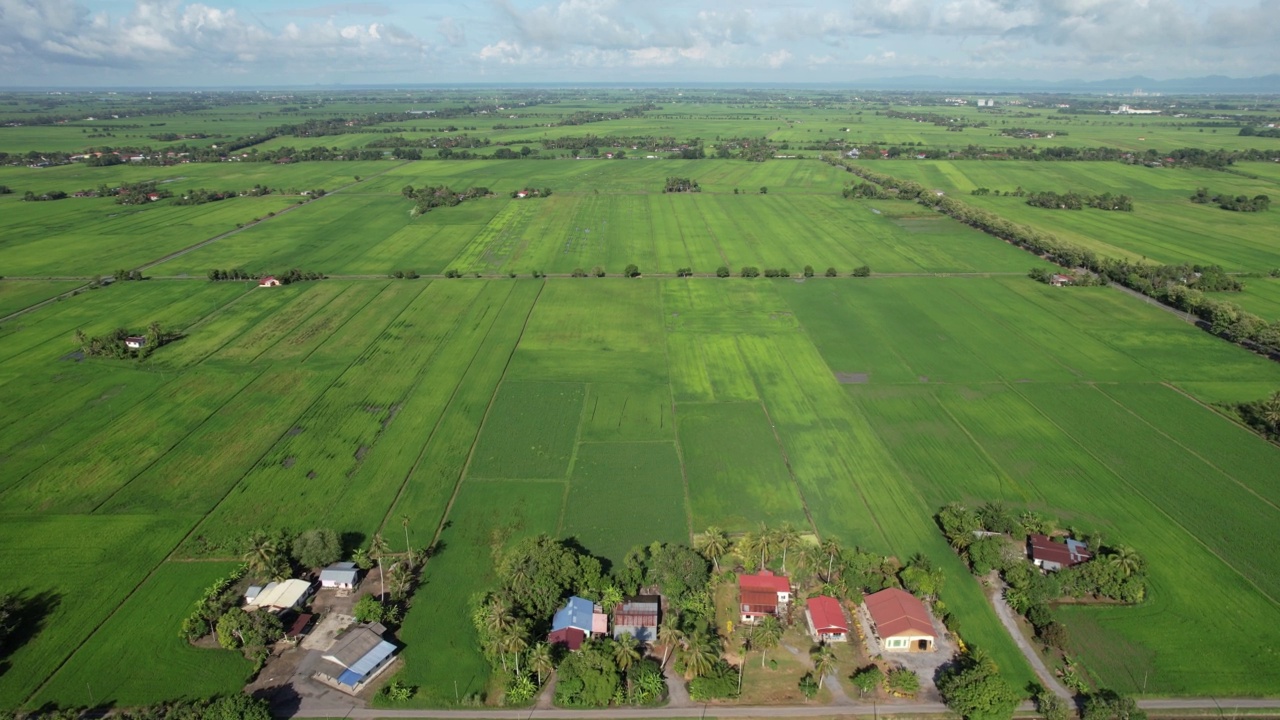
<box><xmin>0</xmin><ymin>0</ymin><xmax>1276</xmax><ymax>87</ymax></box>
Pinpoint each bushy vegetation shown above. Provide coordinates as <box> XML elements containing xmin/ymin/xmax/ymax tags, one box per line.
<box><xmin>174</xmin><ymin>185</ymin><xmax>271</xmax><ymax>205</ymax></box>
<box><xmin>74</xmin><ymin>322</ymin><xmax>178</xmax><ymax>359</ymax></box>
<box><xmin>1025</xmin><ymin>190</ymin><xmax>1133</xmax><ymax>212</ymax></box>
<box><xmin>663</xmin><ymin>177</ymin><xmax>700</xmax><ymax>193</ymax></box>
<box><xmin>1191</xmin><ymin>186</ymin><xmax>1271</xmax><ymax>212</ymax></box>
<box><xmin>402</xmin><ymin>184</ymin><xmax>491</xmax><ymax>214</ymax></box>
<box><xmin>6</xmin><ymin>694</ymin><xmax>273</xmax><ymax>720</ymax></box>
<box><xmin>1231</xmin><ymin>390</ymin><xmax>1280</xmax><ymax>440</ymax></box>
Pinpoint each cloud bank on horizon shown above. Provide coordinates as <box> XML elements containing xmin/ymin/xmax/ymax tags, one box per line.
<box><xmin>0</xmin><ymin>0</ymin><xmax>1276</xmax><ymax>86</ymax></box>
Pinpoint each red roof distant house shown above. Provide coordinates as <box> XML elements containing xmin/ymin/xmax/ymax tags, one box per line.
<box><xmin>863</xmin><ymin>588</ymin><xmax>935</xmax><ymax>652</ymax></box>
<box><xmin>258</xmin><ymin>276</ymin><xmax>281</xmax><ymax>287</ymax></box>
<box><xmin>1028</xmin><ymin>534</ymin><xmax>1090</xmax><ymax>571</ymax></box>
<box><xmin>738</xmin><ymin>570</ymin><xmax>791</xmax><ymax>624</ymax></box>
<box><xmin>805</xmin><ymin>596</ymin><xmax>849</xmax><ymax>643</ymax></box>
<box><xmin>1050</xmin><ymin>274</ymin><xmax>1073</xmax><ymax>286</ymax></box>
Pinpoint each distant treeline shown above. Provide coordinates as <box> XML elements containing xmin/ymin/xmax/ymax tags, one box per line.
<box><xmin>1024</xmin><ymin>190</ymin><xmax>1134</xmax><ymax>211</ymax></box>
<box><xmin>401</xmin><ymin>184</ymin><xmax>491</xmax><ymax>214</ymax></box>
<box><xmin>1190</xmin><ymin>187</ymin><xmax>1270</xmax><ymax>212</ymax></box>
<box><xmin>826</xmin><ymin>155</ymin><xmax>1280</xmax><ymax>359</ymax></box>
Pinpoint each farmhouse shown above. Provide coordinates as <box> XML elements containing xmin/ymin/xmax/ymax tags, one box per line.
<box><xmin>1050</xmin><ymin>274</ymin><xmax>1074</xmax><ymax>287</ymax></box>
<box><xmin>805</xmin><ymin>595</ymin><xmax>849</xmax><ymax>643</ymax></box>
<box><xmin>738</xmin><ymin>570</ymin><xmax>791</xmax><ymax>624</ymax></box>
<box><xmin>245</xmin><ymin>578</ymin><xmax>312</xmax><ymax>612</ymax></box>
<box><xmin>258</xmin><ymin>276</ymin><xmax>281</xmax><ymax>287</ymax></box>
<box><xmin>612</xmin><ymin>595</ymin><xmax>660</xmax><ymax>644</ymax></box>
<box><xmin>315</xmin><ymin>623</ymin><xmax>398</xmax><ymax>694</ymax></box>
<box><xmin>319</xmin><ymin>562</ymin><xmax>360</xmax><ymax>590</ymax></box>
<box><xmin>548</xmin><ymin>596</ymin><xmax>608</xmax><ymax>650</ymax></box>
<box><xmin>124</xmin><ymin>335</ymin><xmax>146</xmax><ymax>349</ymax></box>
<box><xmin>1029</xmin><ymin>534</ymin><xmax>1091</xmax><ymax>571</ymax></box>
<box><xmin>863</xmin><ymin>588</ymin><xmax>936</xmax><ymax>652</ymax></box>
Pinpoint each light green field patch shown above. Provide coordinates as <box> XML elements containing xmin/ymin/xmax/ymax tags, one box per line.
<box><xmin>469</xmin><ymin>381</ymin><xmax>584</xmax><ymax>479</ymax></box>
<box><xmin>580</xmin><ymin>383</ymin><xmax>672</xmax><ymax>442</ymax></box>
<box><xmin>33</xmin><ymin>562</ymin><xmax>250</xmax><ymax>707</ymax></box>
<box><xmin>562</xmin><ymin>441</ymin><xmax>689</xmax><ymax>563</ymax></box>
<box><xmin>677</xmin><ymin>401</ymin><xmax>808</xmax><ymax>531</ymax></box>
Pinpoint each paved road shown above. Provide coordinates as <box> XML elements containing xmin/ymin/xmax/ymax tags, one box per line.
<box><xmin>984</xmin><ymin>575</ymin><xmax>1073</xmax><ymax>700</ymax></box>
<box><xmin>289</xmin><ymin>697</ymin><xmax>1280</xmax><ymax>718</ymax></box>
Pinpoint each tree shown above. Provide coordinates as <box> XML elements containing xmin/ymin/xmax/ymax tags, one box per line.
<box><xmin>759</xmin><ymin>186</ymin><xmax>768</xmax><ymax>194</ymax></box>
<box><xmin>291</xmin><ymin>528</ymin><xmax>341</xmax><ymax>569</ymax></box>
<box><xmin>681</xmin><ymin>631</ymin><xmax>719</xmax><ymax>679</ymax></box>
<box><xmin>243</xmin><ymin>530</ymin><xmax>288</xmax><ymax>581</ymax></box>
<box><xmin>754</xmin><ymin>615</ymin><xmax>782</xmax><ymax>668</ymax></box>
<box><xmin>388</xmin><ymin>561</ymin><xmax>414</xmax><ymax>602</ymax></box>
<box><xmin>696</xmin><ymin>526</ymin><xmax>729</xmax><ymax>571</ymax></box>
<box><xmin>530</xmin><ymin>641</ymin><xmax>554</xmax><ymax>685</ymax></box>
<box><xmin>937</xmin><ymin>652</ymin><xmax>1021</xmax><ymax>720</ymax></box>
<box><xmin>821</xmin><ymin>537</ymin><xmax>843</xmax><ymax>582</ymax></box>
<box><xmin>887</xmin><ymin>667</ymin><xmax>921</xmax><ymax>695</ymax></box>
<box><xmin>851</xmin><ymin>265</ymin><xmax>872</xmax><ymax>277</ymax></box>
<box><xmin>812</xmin><ymin>644</ymin><xmax>838</xmax><ymax>689</ymax></box>
<box><xmin>825</xmin><ymin>267</ymin><xmax>838</xmax><ymax>277</ymax></box>
<box><xmin>369</xmin><ymin>533</ymin><xmax>391</xmax><ymax>601</ymax></box>
<box><xmin>851</xmin><ymin>664</ymin><xmax>884</xmax><ymax>698</ymax></box>
<box><xmin>716</xmin><ymin>266</ymin><xmax>731</xmax><ymax>278</ymax></box>
<box><xmin>353</xmin><ymin>594</ymin><xmax>386</xmax><ymax>624</ymax></box>
<box><xmin>401</xmin><ymin>515</ymin><xmax>412</xmax><ymax>555</ymax></box>
<box><xmin>803</xmin><ymin>265</ymin><xmax>815</xmax><ymax>278</ymax></box>
<box><xmin>613</xmin><ymin>633</ymin><xmax>641</xmax><ymax>672</ymax></box>
<box><xmin>625</xmin><ymin>263</ymin><xmax>641</xmax><ymax>277</ymax></box>
<box><xmin>1107</xmin><ymin>546</ymin><xmax>1143</xmax><ymax>578</ymax></box>
<box><xmin>657</xmin><ymin>615</ymin><xmax>685</xmax><ymax>669</ymax></box>
<box><xmin>775</xmin><ymin>522</ymin><xmax>801</xmax><ymax>573</ymax></box>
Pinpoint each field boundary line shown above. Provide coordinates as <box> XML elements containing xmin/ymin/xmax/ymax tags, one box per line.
<box><xmin>89</xmin><ymin>368</ymin><xmax>269</xmax><ymax>514</ymax></box>
<box><xmin>734</xmin><ymin>336</ymin><xmax>821</xmax><ymax>538</ymax></box>
<box><xmin>556</xmin><ymin>383</ymin><xmax>592</xmax><ymax>537</ymax></box>
<box><xmin>248</xmin><ymin>283</ymin><xmax>354</xmax><ymax>364</ymax></box>
<box><xmin>1006</xmin><ymin>382</ymin><xmax>1280</xmax><ymax>609</ymax></box>
<box><xmin>426</xmin><ymin>280</ymin><xmax>546</xmax><ymax>550</ymax></box>
<box><xmin>301</xmin><ymin>280</ymin><xmax>396</xmax><ymax>364</ymax></box>
<box><xmin>932</xmin><ymin>389</ymin><xmax>1039</xmax><ymax>506</ymax></box>
<box><xmin>1088</xmin><ymin>384</ymin><xmax>1280</xmax><ymax>514</ymax></box>
<box><xmin>657</xmin><ymin>283</ymin><xmax>696</xmax><ymax>544</ymax></box>
<box><xmin>374</xmin><ymin>282</ymin><xmax>518</xmax><ymax>536</ymax></box>
<box><xmin>175</xmin><ymin>283</ymin><xmax>256</xmax><ymax>337</ymax></box>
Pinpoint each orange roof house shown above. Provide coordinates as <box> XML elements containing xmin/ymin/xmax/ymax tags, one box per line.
<box><xmin>863</xmin><ymin>588</ymin><xmax>936</xmax><ymax>652</ymax></box>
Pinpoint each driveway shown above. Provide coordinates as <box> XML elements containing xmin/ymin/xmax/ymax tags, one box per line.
<box><xmin>854</xmin><ymin>605</ymin><xmax>953</xmax><ymax>702</ymax></box>
<box><xmin>986</xmin><ymin>575</ymin><xmax>1072</xmax><ymax>700</ymax></box>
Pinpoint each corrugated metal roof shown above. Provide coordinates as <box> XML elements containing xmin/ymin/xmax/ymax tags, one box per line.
<box><xmin>248</xmin><ymin>579</ymin><xmax>311</xmax><ymax>609</ymax></box>
<box><xmin>551</xmin><ymin>596</ymin><xmax>596</xmax><ymax>632</ymax></box>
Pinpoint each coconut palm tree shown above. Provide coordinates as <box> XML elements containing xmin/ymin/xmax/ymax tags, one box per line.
<box><xmin>812</xmin><ymin>645</ymin><xmax>838</xmax><ymax>689</ymax></box>
<box><xmin>613</xmin><ymin>632</ymin><xmax>641</xmax><ymax>672</ymax></box>
<box><xmin>529</xmin><ymin>641</ymin><xmax>554</xmax><ymax>685</ymax></box>
<box><xmin>755</xmin><ymin>615</ymin><xmax>782</xmax><ymax>668</ymax></box>
<box><xmin>1263</xmin><ymin>391</ymin><xmax>1280</xmax><ymax>430</ymax></box>
<box><xmin>696</xmin><ymin>526</ymin><xmax>730</xmax><ymax>572</ymax></box>
<box><xmin>483</xmin><ymin>594</ymin><xmax>515</xmax><ymax>636</ymax></box>
<box><xmin>243</xmin><ymin>530</ymin><xmax>286</xmax><ymax>581</ymax></box>
<box><xmin>736</xmin><ymin>627</ymin><xmax>754</xmax><ymax>693</ymax></box>
<box><xmin>369</xmin><ymin>534</ymin><xmax>391</xmax><ymax>601</ymax></box>
<box><xmin>681</xmin><ymin>631</ymin><xmax>719</xmax><ymax>680</ymax></box>
<box><xmin>1108</xmin><ymin>545</ymin><xmax>1143</xmax><ymax>577</ymax></box>
<box><xmin>388</xmin><ymin>562</ymin><xmax>413</xmax><ymax>601</ymax></box>
<box><xmin>601</xmin><ymin>584</ymin><xmax>624</xmax><ymax>614</ymax></box>
<box><xmin>657</xmin><ymin>615</ymin><xmax>685</xmax><ymax>669</ymax></box>
<box><xmin>735</xmin><ymin>531</ymin><xmax>762</xmax><ymax>571</ymax></box>
<box><xmin>776</xmin><ymin>523</ymin><xmax>801</xmax><ymax>574</ymax></box>
<box><xmin>401</xmin><ymin>514</ymin><xmax>412</xmax><ymax>555</ymax></box>
<box><xmin>503</xmin><ymin>625</ymin><xmax>529</xmax><ymax>676</ymax></box>
<box><xmin>820</xmin><ymin>537</ymin><xmax>842</xmax><ymax>582</ymax></box>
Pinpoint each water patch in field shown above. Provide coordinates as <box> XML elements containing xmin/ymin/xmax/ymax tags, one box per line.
<box><xmin>835</xmin><ymin>372</ymin><xmax>869</xmax><ymax>384</ymax></box>
<box><xmin>60</xmin><ymin>351</ymin><xmax>84</xmax><ymax>362</ymax></box>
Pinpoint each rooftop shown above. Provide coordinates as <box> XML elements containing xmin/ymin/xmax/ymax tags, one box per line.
<box><xmin>864</xmin><ymin>588</ymin><xmax>935</xmax><ymax>639</ymax></box>
<box><xmin>738</xmin><ymin>570</ymin><xmax>790</xmax><ymax>594</ymax></box>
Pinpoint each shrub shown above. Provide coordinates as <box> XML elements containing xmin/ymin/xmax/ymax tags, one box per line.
<box><xmin>852</xmin><ymin>265</ymin><xmax>872</xmax><ymax>277</ymax></box>
<box><xmin>825</xmin><ymin>267</ymin><xmax>838</xmax><ymax>277</ymax></box>
<box><xmin>716</xmin><ymin>266</ymin><xmax>731</xmax><ymax>278</ymax></box>
<box><xmin>688</xmin><ymin>661</ymin><xmax>738</xmax><ymax>700</ymax></box>
<box><xmin>803</xmin><ymin>265</ymin><xmax>815</xmax><ymax>277</ymax></box>
<box><xmin>740</xmin><ymin>266</ymin><xmax>760</xmax><ymax>278</ymax></box>
<box><xmin>624</xmin><ymin>263</ymin><xmax>641</xmax><ymax>277</ymax></box>
<box><xmin>292</xmin><ymin>528</ymin><xmax>341</xmax><ymax>569</ymax></box>
<box><xmin>353</xmin><ymin>594</ymin><xmax>387</xmax><ymax>624</ymax></box>
<box><xmin>572</xmin><ymin>268</ymin><xmax>587</xmax><ymax>278</ymax></box>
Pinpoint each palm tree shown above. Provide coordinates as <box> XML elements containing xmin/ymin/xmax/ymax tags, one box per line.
<box><xmin>1262</xmin><ymin>391</ymin><xmax>1280</xmax><ymax>430</ymax></box>
<box><xmin>760</xmin><ymin>524</ymin><xmax>779</xmax><ymax>568</ymax></box>
<box><xmin>736</xmin><ymin>627</ymin><xmax>754</xmax><ymax>694</ymax></box>
<box><xmin>388</xmin><ymin>562</ymin><xmax>413</xmax><ymax>601</ymax></box>
<box><xmin>369</xmin><ymin>534</ymin><xmax>391</xmax><ymax>601</ymax></box>
<box><xmin>657</xmin><ymin>615</ymin><xmax>685</xmax><ymax>669</ymax></box>
<box><xmin>601</xmin><ymin>584</ymin><xmax>624</xmax><ymax>614</ymax></box>
<box><xmin>697</xmin><ymin>526</ymin><xmax>730</xmax><ymax>572</ymax></box>
<box><xmin>613</xmin><ymin>633</ymin><xmax>641</xmax><ymax>672</ymax></box>
<box><xmin>483</xmin><ymin>594</ymin><xmax>515</xmax><ymax>636</ymax></box>
<box><xmin>812</xmin><ymin>645</ymin><xmax>837</xmax><ymax>689</ymax></box>
<box><xmin>503</xmin><ymin>625</ymin><xmax>529</xmax><ymax>676</ymax></box>
<box><xmin>243</xmin><ymin>530</ymin><xmax>285</xmax><ymax>581</ymax></box>
<box><xmin>776</xmin><ymin>523</ymin><xmax>801</xmax><ymax>573</ymax></box>
<box><xmin>735</xmin><ymin>531</ymin><xmax>761</xmax><ymax>570</ymax></box>
<box><xmin>401</xmin><ymin>514</ymin><xmax>412</xmax><ymax>555</ymax></box>
<box><xmin>682</xmin><ymin>631</ymin><xmax>719</xmax><ymax>680</ymax></box>
<box><xmin>352</xmin><ymin>546</ymin><xmax>371</xmax><ymax>570</ymax></box>
<box><xmin>821</xmin><ymin>537</ymin><xmax>842</xmax><ymax>582</ymax></box>
<box><xmin>1108</xmin><ymin>545</ymin><xmax>1143</xmax><ymax>577</ymax></box>
<box><xmin>755</xmin><ymin>615</ymin><xmax>782</xmax><ymax>668</ymax></box>
<box><xmin>529</xmin><ymin>641</ymin><xmax>554</xmax><ymax>686</ymax></box>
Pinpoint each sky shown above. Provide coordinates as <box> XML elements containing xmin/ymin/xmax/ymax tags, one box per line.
<box><xmin>0</xmin><ymin>0</ymin><xmax>1277</xmax><ymax>87</ymax></box>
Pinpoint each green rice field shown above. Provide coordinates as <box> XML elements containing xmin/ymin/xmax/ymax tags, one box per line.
<box><xmin>2</xmin><ymin>93</ymin><xmax>1280</xmax><ymax>712</ymax></box>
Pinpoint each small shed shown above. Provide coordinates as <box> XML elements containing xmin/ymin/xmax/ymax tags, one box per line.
<box><xmin>805</xmin><ymin>595</ymin><xmax>849</xmax><ymax>643</ymax></box>
<box><xmin>258</xmin><ymin>276</ymin><xmax>281</xmax><ymax>287</ymax></box>
<box><xmin>124</xmin><ymin>335</ymin><xmax>146</xmax><ymax>349</ymax></box>
<box><xmin>317</xmin><ymin>624</ymin><xmax>398</xmax><ymax>694</ymax></box>
<box><xmin>285</xmin><ymin>613</ymin><xmax>314</xmax><ymax>640</ymax></box>
<box><xmin>320</xmin><ymin>562</ymin><xmax>360</xmax><ymax>590</ymax></box>
<box><xmin>1050</xmin><ymin>274</ymin><xmax>1074</xmax><ymax>287</ymax></box>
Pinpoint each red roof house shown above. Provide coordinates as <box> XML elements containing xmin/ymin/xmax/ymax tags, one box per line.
<box><xmin>1028</xmin><ymin>534</ymin><xmax>1091</xmax><ymax>571</ymax></box>
<box><xmin>805</xmin><ymin>596</ymin><xmax>849</xmax><ymax>642</ymax></box>
<box><xmin>863</xmin><ymin>588</ymin><xmax>936</xmax><ymax>652</ymax></box>
<box><xmin>737</xmin><ymin>570</ymin><xmax>791</xmax><ymax>624</ymax></box>
<box><xmin>258</xmin><ymin>276</ymin><xmax>281</xmax><ymax>287</ymax></box>
<box><xmin>548</xmin><ymin>626</ymin><xmax>586</xmax><ymax>650</ymax></box>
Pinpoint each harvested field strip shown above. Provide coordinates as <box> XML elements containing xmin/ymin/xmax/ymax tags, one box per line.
<box><xmin>390</xmin><ymin>480</ymin><xmax>564</xmax><ymax>705</ymax></box>
<box><xmin>0</xmin><ymin>368</ymin><xmax>257</xmax><ymax>512</ymax></box>
<box><xmin>97</xmin><ymin>367</ymin><xmax>336</xmax><ymax>516</ymax></box>
<box><xmin>31</xmin><ymin>561</ymin><xmax>250</xmax><ymax>707</ymax></box>
<box><xmin>1014</xmin><ymin>382</ymin><xmax>1280</xmax><ymax>603</ymax></box>
<box><xmin>562</xmin><ymin>441</ymin><xmax>688</xmax><ymax>564</ymax></box>
<box><xmin>936</xmin><ymin>383</ymin><xmax>1280</xmax><ymax>694</ymax></box>
<box><xmin>385</xmin><ymin>280</ymin><xmax>544</xmax><ymax>534</ymax></box>
<box><xmin>448</xmin><ymin>200</ymin><xmax>536</xmax><ymax>273</ymax></box>
<box><xmin>677</xmin><ymin>401</ymin><xmax>808</xmax><ymax>531</ymax></box>
<box><xmin>0</xmin><ymin>514</ymin><xmax>196</xmax><ymax>707</ymax></box>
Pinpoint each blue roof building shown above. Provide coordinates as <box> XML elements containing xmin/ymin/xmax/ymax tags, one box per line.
<box><xmin>319</xmin><ymin>624</ymin><xmax>398</xmax><ymax>693</ymax></box>
<box><xmin>551</xmin><ymin>596</ymin><xmax>597</xmax><ymax>633</ymax></box>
